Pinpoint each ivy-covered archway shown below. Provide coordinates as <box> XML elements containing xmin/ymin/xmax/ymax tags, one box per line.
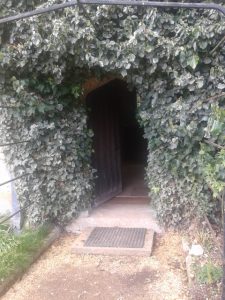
<box><xmin>1</xmin><ymin>0</ymin><xmax>225</xmax><ymax>226</ymax></box>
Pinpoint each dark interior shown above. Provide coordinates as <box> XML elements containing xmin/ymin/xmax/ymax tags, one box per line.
<box><xmin>117</xmin><ymin>81</ymin><xmax>147</xmax><ymax>165</ymax></box>
<box><xmin>86</xmin><ymin>79</ymin><xmax>148</xmax><ymax>205</ymax></box>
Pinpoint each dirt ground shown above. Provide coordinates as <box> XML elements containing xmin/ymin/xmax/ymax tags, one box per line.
<box><xmin>1</xmin><ymin>231</ymin><xmax>189</xmax><ymax>300</ymax></box>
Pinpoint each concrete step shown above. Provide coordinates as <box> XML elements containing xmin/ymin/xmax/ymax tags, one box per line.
<box><xmin>66</xmin><ymin>197</ymin><xmax>162</xmax><ymax>234</ymax></box>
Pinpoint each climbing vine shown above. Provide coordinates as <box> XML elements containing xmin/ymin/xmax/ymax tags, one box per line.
<box><xmin>200</xmin><ymin>104</ymin><xmax>225</xmax><ymax>214</ymax></box>
<box><xmin>1</xmin><ymin>0</ymin><xmax>225</xmax><ymax>226</ymax></box>
<box><xmin>0</xmin><ymin>76</ymin><xmax>95</xmax><ymax>225</ymax></box>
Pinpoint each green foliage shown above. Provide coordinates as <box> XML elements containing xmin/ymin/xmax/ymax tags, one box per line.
<box><xmin>0</xmin><ymin>225</ymin><xmax>49</xmax><ymax>281</ymax></box>
<box><xmin>200</xmin><ymin>104</ymin><xmax>225</xmax><ymax>200</ymax></box>
<box><xmin>0</xmin><ymin>224</ymin><xmax>18</xmax><ymax>254</ymax></box>
<box><xmin>0</xmin><ymin>77</ymin><xmax>94</xmax><ymax>225</ymax></box>
<box><xmin>1</xmin><ymin>1</ymin><xmax>225</xmax><ymax>225</ymax></box>
<box><xmin>200</xmin><ymin>147</ymin><xmax>225</xmax><ymax>197</ymax></box>
<box><xmin>195</xmin><ymin>262</ymin><xmax>223</xmax><ymax>284</ymax></box>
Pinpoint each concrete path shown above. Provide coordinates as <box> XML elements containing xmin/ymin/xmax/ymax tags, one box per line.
<box><xmin>2</xmin><ymin>232</ymin><xmax>189</xmax><ymax>300</ymax></box>
<box><xmin>66</xmin><ymin>197</ymin><xmax>162</xmax><ymax>234</ymax></box>
<box><xmin>67</xmin><ymin>196</ymin><xmax>160</xmax><ymax>256</ymax></box>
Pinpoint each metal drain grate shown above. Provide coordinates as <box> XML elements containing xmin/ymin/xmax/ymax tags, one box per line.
<box><xmin>84</xmin><ymin>227</ymin><xmax>146</xmax><ymax>248</ymax></box>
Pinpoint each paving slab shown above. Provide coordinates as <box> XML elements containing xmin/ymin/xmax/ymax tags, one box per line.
<box><xmin>66</xmin><ymin>197</ymin><xmax>162</xmax><ymax>234</ymax></box>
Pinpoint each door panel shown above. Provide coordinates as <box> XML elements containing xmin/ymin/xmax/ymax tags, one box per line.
<box><xmin>87</xmin><ymin>87</ymin><xmax>122</xmax><ymax>207</ymax></box>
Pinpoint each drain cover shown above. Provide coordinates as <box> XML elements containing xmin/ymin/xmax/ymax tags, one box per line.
<box><xmin>84</xmin><ymin>227</ymin><xmax>146</xmax><ymax>248</ymax></box>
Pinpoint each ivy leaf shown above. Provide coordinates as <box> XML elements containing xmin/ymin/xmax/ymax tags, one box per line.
<box><xmin>121</xmin><ymin>70</ymin><xmax>127</xmax><ymax>77</ymax></box>
<box><xmin>37</xmin><ymin>103</ymin><xmax>46</xmax><ymax>114</ymax></box>
<box><xmin>218</xmin><ymin>83</ymin><xmax>225</xmax><ymax>90</ymax></box>
<box><xmin>187</xmin><ymin>54</ymin><xmax>199</xmax><ymax>70</ymax></box>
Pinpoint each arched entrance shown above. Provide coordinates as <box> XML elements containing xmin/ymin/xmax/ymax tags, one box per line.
<box><xmin>86</xmin><ymin>79</ymin><xmax>148</xmax><ymax>207</ymax></box>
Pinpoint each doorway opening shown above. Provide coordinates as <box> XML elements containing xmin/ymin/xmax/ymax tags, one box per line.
<box><xmin>86</xmin><ymin>79</ymin><xmax>148</xmax><ymax>207</ymax></box>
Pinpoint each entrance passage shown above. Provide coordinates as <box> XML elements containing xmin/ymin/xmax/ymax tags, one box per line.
<box><xmin>86</xmin><ymin>79</ymin><xmax>148</xmax><ymax>207</ymax></box>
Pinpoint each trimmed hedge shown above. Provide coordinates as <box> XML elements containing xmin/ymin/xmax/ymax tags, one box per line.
<box><xmin>1</xmin><ymin>1</ymin><xmax>225</xmax><ymax>225</ymax></box>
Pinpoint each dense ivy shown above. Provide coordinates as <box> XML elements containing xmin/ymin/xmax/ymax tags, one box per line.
<box><xmin>200</xmin><ymin>105</ymin><xmax>225</xmax><ymax>200</ymax></box>
<box><xmin>1</xmin><ymin>1</ymin><xmax>225</xmax><ymax>225</ymax></box>
<box><xmin>0</xmin><ymin>77</ymin><xmax>94</xmax><ymax>225</ymax></box>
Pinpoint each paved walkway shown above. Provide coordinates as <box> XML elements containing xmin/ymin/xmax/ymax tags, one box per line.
<box><xmin>66</xmin><ymin>197</ymin><xmax>162</xmax><ymax>234</ymax></box>
<box><xmin>2</xmin><ymin>232</ymin><xmax>189</xmax><ymax>300</ymax></box>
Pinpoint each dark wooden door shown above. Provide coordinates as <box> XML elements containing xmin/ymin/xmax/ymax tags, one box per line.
<box><xmin>87</xmin><ymin>87</ymin><xmax>122</xmax><ymax>207</ymax></box>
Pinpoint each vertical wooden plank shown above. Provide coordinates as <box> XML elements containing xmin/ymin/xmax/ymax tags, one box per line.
<box><xmin>86</xmin><ymin>82</ymin><xmax>122</xmax><ymax>207</ymax></box>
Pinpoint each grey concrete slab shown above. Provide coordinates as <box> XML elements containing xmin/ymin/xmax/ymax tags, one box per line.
<box><xmin>66</xmin><ymin>197</ymin><xmax>162</xmax><ymax>234</ymax></box>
